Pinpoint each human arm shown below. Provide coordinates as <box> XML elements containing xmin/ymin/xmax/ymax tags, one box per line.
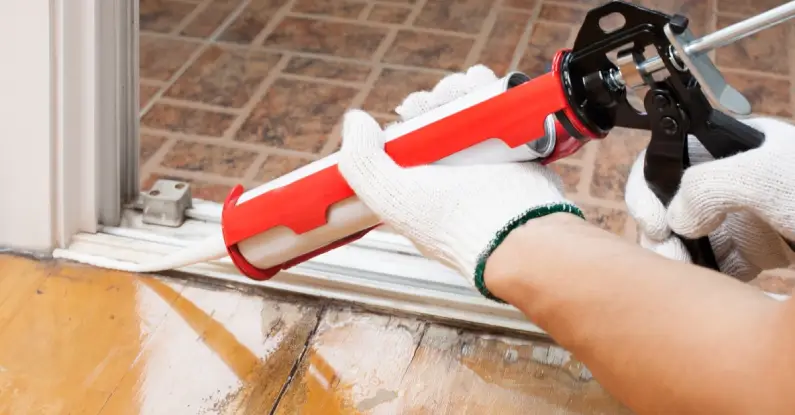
<box><xmin>336</xmin><ymin>66</ymin><xmax>795</xmax><ymax>414</ymax></box>
<box><xmin>485</xmin><ymin>212</ymin><xmax>795</xmax><ymax>415</ymax></box>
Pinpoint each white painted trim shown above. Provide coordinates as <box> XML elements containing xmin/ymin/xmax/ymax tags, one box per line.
<box><xmin>53</xmin><ymin>0</ymin><xmax>100</xmax><ymax>245</ymax></box>
<box><xmin>0</xmin><ymin>0</ymin><xmax>132</xmax><ymax>252</ymax></box>
<box><xmin>0</xmin><ymin>0</ymin><xmax>57</xmax><ymax>251</ymax></box>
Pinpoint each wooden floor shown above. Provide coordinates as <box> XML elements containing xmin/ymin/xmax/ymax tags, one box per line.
<box><xmin>0</xmin><ymin>254</ymin><xmax>629</xmax><ymax>414</ymax></box>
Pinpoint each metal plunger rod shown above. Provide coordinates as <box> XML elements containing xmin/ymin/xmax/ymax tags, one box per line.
<box><xmin>639</xmin><ymin>1</ymin><xmax>795</xmax><ymax>75</ymax></box>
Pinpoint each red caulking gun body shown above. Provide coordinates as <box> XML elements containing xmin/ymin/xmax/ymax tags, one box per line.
<box><xmin>222</xmin><ymin>50</ymin><xmax>602</xmax><ymax>281</ymax></box>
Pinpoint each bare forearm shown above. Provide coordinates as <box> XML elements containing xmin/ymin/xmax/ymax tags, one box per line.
<box><xmin>485</xmin><ymin>213</ymin><xmax>795</xmax><ymax>414</ymax></box>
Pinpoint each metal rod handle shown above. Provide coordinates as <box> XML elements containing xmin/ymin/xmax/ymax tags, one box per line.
<box><xmin>686</xmin><ymin>1</ymin><xmax>795</xmax><ymax>55</ymax></box>
<box><xmin>638</xmin><ymin>1</ymin><xmax>795</xmax><ymax>76</ymax></box>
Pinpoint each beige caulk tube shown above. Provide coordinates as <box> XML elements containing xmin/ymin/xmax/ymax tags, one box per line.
<box><xmin>60</xmin><ymin>72</ymin><xmax>558</xmax><ymax>274</ymax></box>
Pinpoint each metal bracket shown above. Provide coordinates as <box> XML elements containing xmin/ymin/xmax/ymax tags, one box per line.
<box><xmin>141</xmin><ymin>179</ymin><xmax>193</xmax><ymax>227</ymax></box>
<box><xmin>664</xmin><ymin>24</ymin><xmax>753</xmax><ymax>117</ymax></box>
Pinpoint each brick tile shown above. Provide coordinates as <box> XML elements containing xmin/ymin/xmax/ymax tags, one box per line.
<box><xmin>263</xmin><ymin>17</ymin><xmax>388</xmax><ymax>59</ymax></box>
<box><xmin>723</xmin><ymin>71</ymin><xmax>792</xmax><ymax>118</ymax></box>
<box><xmin>502</xmin><ymin>0</ymin><xmax>537</xmax><ymax>9</ymax></box>
<box><xmin>180</xmin><ymin>0</ymin><xmax>243</xmax><ymax>38</ymax></box>
<box><xmin>413</xmin><ymin>0</ymin><xmax>495</xmax><ymax>34</ymax></box>
<box><xmin>141</xmin><ymin>103</ymin><xmax>238</xmax><ymax>136</ymax></box>
<box><xmin>140</xmin><ymin>0</ymin><xmax>197</xmax><ymax>33</ymax></box>
<box><xmin>518</xmin><ymin>22</ymin><xmax>571</xmax><ymax>77</ymax></box>
<box><xmin>140</xmin><ymin>84</ymin><xmax>161</xmax><ymax>109</ymax></box>
<box><xmin>362</xmin><ymin>68</ymin><xmax>444</xmax><ymax>114</ymax></box>
<box><xmin>164</xmin><ymin>45</ymin><xmax>282</xmax><ymax>108</ymax></box>
<box><xmin>590</xmin><ymin>128</ymin><xmax>650</xmax><ymax>202</ymax></box>
<box><xmin>716</xmin><ymin>14</ymin><xmax>791</xmax><ymax>76</ymax></box>
<box><xmin>382</xmin><ymin>30</ymin><xmax>474</xmax><ymax>71</ymax></box>
<box><xmin>142</xmin><ymin>173</ymin><xmax>233</xmax><ymax>203</ymax></box>
<box><xmin>140</xmin><ymin>135</ymin><xmax>168</xmax><ymax>165</ymax></box>
<box><xmin>283</xmin><ymin>57</ymin><xmax>372</xmax><ymax>82</ymax></box>
<box><xmin>292</xmin><ymin>0</ymin><xmax>366</xmax><ymax>18</ymax></box>
<box><xmin>539</xmin><ymin>3</ymin><xmax>587</xmax><ymax>24</ymax></box>
<box><xmin>549</xmin><ymin>162</ymin><xmax>581</xmax><ymax>195</ymax></box>
<box><xmin>219</xmin><ymin>0</ymin><xmax>288</xmax><ymax>44</ymax></box>
<box><xmin>716</xmin><ymin>0</ymin><xmax>788</xmax><ymax>17</ymax></box>
<box><xmin>581</xmin><ymin>203</ymin><xmax>628</xmax><ymax>235</ymax></box>
<box><xmin>478</xmin><ymin>10</ymin><xmax>530</xmax><ymax>76</ymax></box>
<box><xmin>640</xmin><ymin>0</ymin><xmax>709</xmax><ymax>35</ymax></box>
<box><xmin>256</xmin><ymin>155</ymin><xmax>313</xmax><ymax>182</ymax></box>
<box><xmin>236</xmin><ymin>79</ymin><xmax>359</xmax><ymax>152</ymax></box>
<box><xmin>161</xmin><ymin>141</ymin><xmax>258</xmax><ymax>177</ymax></box>
<box><xmin>139</xmin><ymin>36</ymin><xmax>200</xmax><ymax>81</ymax></box>
<box><xmin>368</xmin><ymin>4</ymin><xmax>412</xmax><ymax>24</ymax></box>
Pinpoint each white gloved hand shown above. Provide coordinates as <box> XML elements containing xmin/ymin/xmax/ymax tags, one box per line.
<box><xmin>625</xmin><ymin>117</ymin><xmax>795</xmax><ymax>281</ymax></box>
<box><xmin>337</xmin><ymin>65</ymin><xmax>584</xmax><ymax>301</ymax></box>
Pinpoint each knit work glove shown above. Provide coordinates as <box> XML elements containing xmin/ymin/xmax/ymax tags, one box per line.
<box><xmin>625</xmin><ymin>117</ymin><xmax>795</xmax><ymax>281</ymax></box>
<box><xmin>337</xmin><ymin>65</ymin><xmax>584</xmax><ymax>301</ymax></box>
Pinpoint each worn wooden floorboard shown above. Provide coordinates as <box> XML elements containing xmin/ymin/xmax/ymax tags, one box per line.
<box><xmin>0</xmin><ymin>254</ymin><xmax>628</xmax><ymax>414</ymax></box>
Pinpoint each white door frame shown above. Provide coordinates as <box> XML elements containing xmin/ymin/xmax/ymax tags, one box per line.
<box><xmin>0</xmin><ymin>0</ymin><xmax>136</xmax><ymax>252</ymax></box>
<box><xmin>11</xmin><ymin>0</ymin><xmax>789</xmax><ymax>336</ymax></box>
<box><xmin>0</xmin><ymin>0</ymin><xmax>548</xmax><ymax>335</ymax></box>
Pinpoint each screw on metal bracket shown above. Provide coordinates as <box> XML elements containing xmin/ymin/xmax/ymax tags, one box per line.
<box><xmin>670</xmin><ymin>14</ymin><xmax>689</xmax><ymax>34</ymax></box>
<box><xmin>660</xmin><ymin>117</ymin><xmax>679</xmax><ymax>135</ymax></box>
<box><xmin>142</xmin><ymin>179</ymin><xmax>193</xmax><ymax>227</ymax></box>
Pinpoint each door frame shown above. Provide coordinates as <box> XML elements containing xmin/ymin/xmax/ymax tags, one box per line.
<box><xmin>9</xmin><ymin>0</ymin><xmax>789</xmax><ymax>337</ymax></box>
<box><xmin>6</xmin><ymin>0</ymin><xmax>548</xmax><ymax>336</ymax></box>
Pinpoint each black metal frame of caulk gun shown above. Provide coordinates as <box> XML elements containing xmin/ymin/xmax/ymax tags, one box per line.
<box><xmin>560</xmin><ymin>1</ymin><xmax>767</xmax><ymax>270</ymax></box>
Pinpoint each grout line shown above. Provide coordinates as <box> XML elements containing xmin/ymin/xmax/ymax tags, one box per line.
<box><xmin>241</xmin><ymin>152</ymin><xmax>270</xmax><ymax>182</ymax></box>
<box><xmin>462</xmin><ymin>0</ymin><xmax>502</xmax><ymax>69</ymax></box>
<box><xmin>283</xmin><ymin>11</ymin><xmax>478</xmax><ymax>39</ymax></box>
<box><xmin>140</xmin><ymin>138</ymin><xmax>179</xmax><ymax>182</ymax></box>
<box><xmin>170</xmin><ymin>0</ymin><xmax>214</xmax><ymax>36</ymax></box>
<box><xmin>318</xmin><ymin>53</ymin><xmax>394</xmax><ymax>155</ymax></box>
<box><xmin>359</xmin><ymin>2</ymin><xmax>375</xmax><ymax>21</ymax></box>
<box><xmin>574</xmin><ymin>139</ymin><xmax>599</xmax><ymax>198</ymax></box>
<box><xmin>202</xmin><ymin>1</ymin><xmax>298</xmax><ymax>141</ymax></box>
<box><xmin>251</xmin><ymin>0</ymin><xmax>299</xmax><ymax>47</ymax></box>
<box><xmin>149</xmin><ymin>34</ymin><xmax>454</xmax><ymax>76</ymax></box>
<box><xmin>139</xmin><ymin>79</ymin><xmax>169</xmax><ymax>87</ymax></box>
<box><xmin>403</xmin><ymin>0</ymin><xmax>428</xmax><ymax>27</ymax></box>
<box><xmin>153</xmin><ymin>98</ymin><xmax>245</xmax><ymax>114</ymax></box>
<box><xmin>139</xmin><ymin>0</ymin><xmax>254</xmax><ymax>117</ymax></box>
<box><xmin>150</xmin><ymin>167</ymin><xmax>251</xmax><ymax>186</ymax></box>
<box><xmin>369</xmin><ymin>111</ymin><xmax>399</xmax><ymax>121</ymax></box>
<box><xmin>708</xmin><ymin>0</ymin><xmax>718</xmax><ymax>63</ymax></box>
<box><xmin>373</xmin><ymin>0</ymin><xmax>413</xmax><ymax>6</ymax></box>
<box><xmin>622</xmin><ymin>215</ymin><xmax>638</xmax><ymax>242</ymax></box>
<box><xmin>280</xmin><ymin>73</ymin><xmax>366</xmax><ymax>89</ymax></box>
<box><xmin>221</xmin><ymin>54</ymin><xmax>292</xmax><ymax>140</ymax></box>
<box><xmin>140</xmin><ymin>127</ymin><xmax>323</xmax><ymax>159</ymax></box>
<box><xmin>316</xmin><ymin>0</ymin><xmax>420</xmax><ymax>156</ymax></box>
<box><xmin>719</xmin><ymin>67</ymin><xmax>790</xmax><ymax>81</ymax></box>
<box><xmin>508</xmin><ymin>0</ymin><xmax>543</xmax><ymax>71</ymax></box>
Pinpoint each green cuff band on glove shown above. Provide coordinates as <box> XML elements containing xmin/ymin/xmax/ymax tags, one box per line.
<box><xmin>473</xmin><ymin>202</ymin><xmax>585</xmax><ymax>303</ymax></box>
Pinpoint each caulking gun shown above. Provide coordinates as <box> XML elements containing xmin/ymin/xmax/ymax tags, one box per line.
<box><xmin>77</xmin><ymin>0</ymin><xmax>795</xmax><ymax>279</ymax></box>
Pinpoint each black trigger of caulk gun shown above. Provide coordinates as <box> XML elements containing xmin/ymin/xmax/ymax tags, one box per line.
<box><xmin>560</xmin><ymin>0</ymin><xmax>769</xmax><ymax>270</ymax></box>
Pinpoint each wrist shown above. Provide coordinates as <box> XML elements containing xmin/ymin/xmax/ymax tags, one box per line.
<box><xmin>474</xmin><ymin>204</ymin><xmax>585</xmax><ymax>302</ymax></box>
<box><xmin>483</xmin><ymin>212</ymin><xmax>593</xmax><ymax>303</ymax></box>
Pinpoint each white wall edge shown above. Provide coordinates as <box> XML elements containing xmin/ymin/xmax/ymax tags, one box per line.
<box><xmin>0</xmin><ymin>0</ymin><xmax>131</xmax><ymax>252</ymax></box>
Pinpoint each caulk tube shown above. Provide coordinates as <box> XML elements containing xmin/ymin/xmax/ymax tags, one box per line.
<box><xmin>72</xmin><ymin>54</ymin><xmax>584</xmax><ymax>276</ymax></box>
<box><xmin>224</xmin><ymin>68</ymin><xmax>578</xmax><ymax>280</ymax></box>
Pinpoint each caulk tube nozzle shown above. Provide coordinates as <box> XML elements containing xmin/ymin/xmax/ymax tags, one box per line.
<box><xmin>55</xmin><ymin>230</ymin><xmax>229</xmax><ymax>273</ymax></box>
